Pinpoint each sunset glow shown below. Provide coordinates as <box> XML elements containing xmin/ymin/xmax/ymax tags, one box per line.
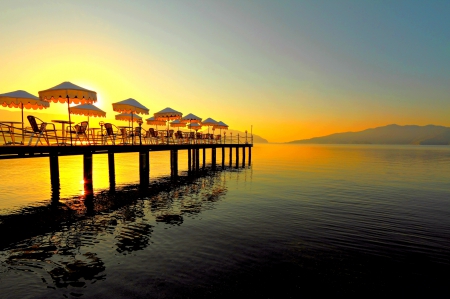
<box><xmin>1</xmin><ymin>1</ymin><xmax>449</xmax><ymax>142</ymax></box>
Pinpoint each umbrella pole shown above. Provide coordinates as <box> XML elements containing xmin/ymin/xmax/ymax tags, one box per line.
<box><xmin>68</xmin><ymin>99</ymin><xmax>72</xmax><ymax>146</ymax></box>
<box><xmin>131</xmin><ymin>112</ymin><xmax>134</xmax><ymax>145</ymax></box>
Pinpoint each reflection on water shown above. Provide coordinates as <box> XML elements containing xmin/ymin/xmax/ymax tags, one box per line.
<box><xmin>1</xmin><ymin>144</ymin><xmax>450</xmax><ymax>297</ymax></box>
<box><xmin>0</xmin><ymin>167</ymin><xmax>231</xmax><ymax>297</ymax></box>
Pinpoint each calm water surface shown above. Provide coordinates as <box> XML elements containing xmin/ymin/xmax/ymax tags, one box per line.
<box><xmin>0</xmin><ymin>144</ymin><xmax>449</xmax><ymax>298</ymax></box>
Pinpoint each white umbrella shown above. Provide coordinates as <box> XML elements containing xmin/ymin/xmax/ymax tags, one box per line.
<box><xmin>70</xmin><ymin>103</ymin><xmax>106</xmax><ymax>124</ymax></box>
<box><xmin>146</xmin><ymin>116</ymin><xmax>166</xmax><ymax>131</ymax></box>
<box><xmin>181</xmin><ymin>113</ymin><xmax>202</xmax><ymax>135</ymax></box>
<box><xmin>201</xmin><ymin>118</ymin><xmax>218</xmax><ymax>134</ymax></box>
<box><xmin>112</xmin><ymin>98</ymin><xmax>149</xmax><ymax>137</ymax></box>
<box><xmin>39</xmin><ymin>82</ymin><xmax>97</xmax><ymax>145</ymax></box>
<box><xmin>154</xmin><ymin>107</ymin><xmax>183</xmax><ymax>143</ymax></box>
<box><xmin>115</xmin><ymin>113</ymin><xmax>142</xmax><ymax>126</ymax></box>
<box><xmin>213</xmin><ymin>121</ymin><xmax>228</xmax><ymax>143</ymax></box>
<box><xmin>170</xmin><ymin>119</ymin><xmax>186</xmax><ymax>129</ymax></box>
<box><xmin>187</xmin><ymin>122</ymin><xmax>202</xmax><ymax>131</ymax></box>
<box><xmin>0</xmin><ymin>90</ymin><xmax>50</xmax><ymax>143</ymax></box>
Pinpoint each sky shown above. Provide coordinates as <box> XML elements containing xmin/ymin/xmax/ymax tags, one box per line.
<box><xmin>1</xmin><ymin>0</ymin><xmax>449</xmax><ymax>143</ymax></box>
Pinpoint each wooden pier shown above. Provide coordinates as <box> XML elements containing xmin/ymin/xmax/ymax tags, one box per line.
<box><xmin>0</xmin><ymin>143</ymin><xmax>252</xmax><ymax>196</ymax></box>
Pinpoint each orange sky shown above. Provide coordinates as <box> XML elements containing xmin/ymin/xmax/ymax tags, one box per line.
<box><xmin>1</xmin><ymin>1</ymin><xmax>449</xmax><ymax>142</ymax></box>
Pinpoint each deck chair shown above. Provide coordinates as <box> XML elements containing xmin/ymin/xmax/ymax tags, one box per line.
<box><xmin>66</xmin><ymin>121</ymin><xmax>89</xmax><ymax>145</ymax></box>
<box><xmin>0</xmin><ymin>123</ymin><xmax>12</xmax><ymax>145</ymax></box>
<box><xmin>133</xmin><ymin>127</ymin><xmax>147</xmax><ymax>145</ymax></box>
<box><xmin>147</xmin><ymin>128</ymin><xmax>160</xmax><ymax>144</ymax></box>
<box><xmin>26</xmin><ymin>115</ymin><xmax>59</xmax><ymax>146</ymax></box>
<box><xmin>174</xmin><ymin>131</ymin><xmax>184</xmax><ymax>144</ymax></box>
<box><xmin>103</xmin><ymin>123</ymin><xmax>119</xmax><ymax>145</ymax></box>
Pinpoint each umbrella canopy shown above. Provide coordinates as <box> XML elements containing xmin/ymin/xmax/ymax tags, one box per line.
<box><xmin>70</xmin><ymin>104</ymin><xmax>106</xmax><ymax>118</ymax></box>
<box><xmin>201</xmin><ymin>117</ymin><xmax>218</xmax><ymax>134</ymax></box>
<box><xmin>115</xmin><ymin>113</ymin><xmax>142</xmax><ymax>122</ymax></box>
<box><xmin>39</xmin><ymin>82</ymin><xmax>97</xmax><ymax>145</ymax></box>
<box><xmin>170</xmin><ymin>119</ymin><xmax>186</xmax><ymax>129</ymax></box>
<box><xmin>181</xmin><ymin>113</ymin><xmax>202</xmax><ymax>124</ymax></box>
<box><xmin>213</xmin><ymin>121</ymin><xmax>229</xmax><ymax>130</ymax></box>
<box><xmin>112</xmin><ymin>98</ymin><xmax>149</xmax><ymax>115</ymax></box>
<box><xmin>0</xmin><ymin>90</ymin><xmax>50</xmax><ymax>143</ymax></box>
<box><xmin>187</xmin><ymin>122</ymin><xmax>202</xmax><ymax>131</ymax></box>
<box><xmin>112</xmin><ymin>98</ymin><xmax>149</xmax><ymax>136</ymax></box>
<box><xmin>146</xmin><ymin>116</ymin><xmax>166</xmax><ymax>126</ymax></box>
<box><xmin>154</xmin><ymin>108</ymin><xmax>183</xmax><ymax>141</ymax></box>
<box><xmin>146</xmin><ymin>116</ymin><xmax>166</xmax><ymax>131</ymax></box>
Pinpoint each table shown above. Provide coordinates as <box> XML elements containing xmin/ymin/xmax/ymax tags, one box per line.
<box><xmin>0</xmin><ymin>121</ymin><xmax>23</xmax><ymax>145</ymax></box>
<box><xmin>52</xmin><ymin>120</ymin><xmax>74</xmax><ymax>145</ymax></box>
<box><xmin>88</xmin><ymin>127</ymin><xmax>103</xmax><ymax>144</ymax></box>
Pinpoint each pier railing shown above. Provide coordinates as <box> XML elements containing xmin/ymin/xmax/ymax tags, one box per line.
<box><xmin>0</xmin><ymin>124</ymin><xmax>253</xmax><ymax>146</ymax></box>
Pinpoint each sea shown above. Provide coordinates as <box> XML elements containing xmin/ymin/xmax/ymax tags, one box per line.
<box><xmin>0</xmin><ymin>143</ymin><xmax>449</xmax><ymax>298</ymax></box>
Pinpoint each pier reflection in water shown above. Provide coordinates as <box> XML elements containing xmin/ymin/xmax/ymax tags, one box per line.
<box><xmin>0</xmin><ymin>167</ymin><xmax>233</xmax><ymax>298</ymax></box>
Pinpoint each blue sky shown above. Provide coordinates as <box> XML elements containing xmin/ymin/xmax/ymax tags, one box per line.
<box><xmin>1</xmin><ymin>0</ymin><xmax>449</xmax><ymax>141</ymax></box>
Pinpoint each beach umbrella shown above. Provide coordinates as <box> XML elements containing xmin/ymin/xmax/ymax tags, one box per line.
<box><xmin>170</xmin><ymin>119</ymin><xmax>186</xmax><ymax>129</ymax></box>
<box><xmin>146</xmin><ymin>116</ymin><xmax>166</xmax><ymax>131</ymax></box>
<box><xmin>201</xmin><ymin>118</ymin><xmax>218</xmax><ymax>134</ymax></box>
<box><xmin>0</xmin><ymin>90</ymin><xmax>50</xmax><ymax>144</ymax></box>
<box><xmin>112</xmin><ymin>98</ymin><xmax>149</xmax><ymax>137</ymax></box>
<box><xmin>181</xmin><ymin>113</ymin><xmax>202</xmax><ymax>134</ymax></box>
<box><xmin>213</xmin><ymin>121</ymin><xmax>229</xmax><ymax>142</ymax></box>
<box><xmin>115</xmin><ymin>113</ymin><xmax>142</xmax><ymax>127</ymax></box>
<box><xmin>187</xmin><ymin>122</ymin><xmax>202</xmax><ymax>131</ymax></box>
<box><xmin>154</xmin><ymin>107</ymin><xmax>183</xmax><ymax>131</ymax></box>
<box><xmin>70</xmin><ymin>103</ymin><xmax>106</xmax><ymax>124</ymax></box>
<box><xmin>39</xmin><ymin>82</ymin><xmax>97</xmax><ymax>145</ymax></box>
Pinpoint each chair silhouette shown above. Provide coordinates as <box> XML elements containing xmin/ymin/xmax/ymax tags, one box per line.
<box><xmin>103</xmin><ymin>123</ymin><xmax>119</xmax><ymax>145</ymax></box>
<box><xmin>26</xmin><ymin>115</ymin><xmax>59</xmax><ymax>146</ymax></box>
<box><xmin>66</xmin><ymin>121</ymin><xmax>89</xmax><ymax>145</ymax></box>
<box><xmin>147</xmin><ymin>128</ymin><xmax>160</xmax><ymax>144</ymax></box>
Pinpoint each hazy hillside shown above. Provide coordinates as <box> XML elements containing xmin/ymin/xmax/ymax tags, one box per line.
<box><xmin>288</xmin><ymin>124</ymin><xmax>450</xmax><ymax>145</ymax></box>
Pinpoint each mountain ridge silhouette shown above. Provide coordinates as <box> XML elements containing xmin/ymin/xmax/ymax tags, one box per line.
<box><xmin>287</xmin><ymin>124</ymin><xmax>450</xmax><ymax>145</ymax></box>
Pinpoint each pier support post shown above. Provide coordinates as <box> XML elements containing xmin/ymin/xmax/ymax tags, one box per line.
<box><xmin>188</xmin><ymin>148</ymin><xmax>192</xmax><ymax>172</ymax></box>
<box><xmin>222</xmin><ymin>146</ymin><xmax>225</xmax><ymax>168</ymax></box>
<box><xmin>242</xmin><ymin>146</ymin><xmax>246</xmax><ymax>168</ymax></box>
<box><xmin>83</xmin><ymin>152</ymin><xmax>93</xmax><ymax>196</ymax></box>
<box><xmin>192</xmin><ymin>147</ymin><xmax>196</xmax><ymax>171</ymax></box>
<box><xmin>140</xmin><ymin>150</ymin><xmax>150</xmax><ymax>186</ymax></box>
<box><xmin>108</xmin><ymin>152</ymin><xmax>116</xmax><ymax>190</ymax></box>
<box><xmin>195</xmin><ymin>148</ymin><xmax>200</xmax><ymax>170</ymax></box>
<box><xmin>170</xmin><ymin>149</ymin><xmax>178</xmax><ymax>177</ymax></box>
<box><xmin>49</xmin><ymin>153</ymin><xmax>60</xmax><ymax>201</ymax></box>
<box><xmin>229</xmin><ymin>146</ymin><xmax>232</xmax><ymax>168</ymax></box>
<box><xmin>212</xmin><ymin>148</ymin><xmax>216</xmax><ymax>170</ymax></box>
<box><xmin>235</xmin><ymin>146</ymin><xmax>239</xmax><ymax>168</ymax></box>
<box><xmin>248</xmin><ymin>147</ymin><xmax>252</xmax><ymax>166</ymax></box>
<box><xmin>202</xmin><ymin>148</ymin><xmax>206</xmax><ymax>169</ymax></box>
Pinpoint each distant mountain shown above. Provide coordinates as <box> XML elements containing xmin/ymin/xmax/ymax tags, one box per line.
<box><xmin>287</xmin><ymin>124</ymin><xmax>450</xmax><ymax>145</ymax></box>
